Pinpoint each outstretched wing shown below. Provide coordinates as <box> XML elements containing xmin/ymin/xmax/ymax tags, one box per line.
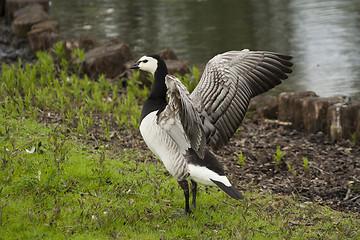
<box><xmin>157</xmin><ymin>75</ymin><xmax>206</xmax><ymax>159</ymax></box>
<box><xmin>190</xmin><ymin>50</ymin><xmax>293</xmax><ymax>150</ymax></box>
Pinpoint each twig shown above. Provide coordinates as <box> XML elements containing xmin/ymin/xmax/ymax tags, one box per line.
<box><xmin>63</xmin><ymin>225</ymin><xmax>81</xmax><ymax>229</ymax></box>
<box><xmin>36</xmin><ymin>108</ymin><xmax>62</xmax><ymax>120</ymax></box>
<box><xmin>256</xmin><ymin>229</ymin><xmax>279</xmax><ymax>234</ymax></box>
<box><xmin>310</xmin><ymin>164</ymin><xmax>328</xmax><ymax>175</ymax></box>
<box><xmin>211</xmin><ymin>195</ymin><xmax>235</xmax><ymax>207</ymax></box>
<box><xmin>4</xmin><ymin>86</ymin><xmax>19</xmax><ymax>106</ymax></box>
<box><xmin>289</xmin><ymin>221</ymin><xmax>314</xmax><ymax>226</ymax></box>
<box><xmin>343</xmin><ymin>195</ymin><xmax>360</xmax><ymax>202</ymax></box>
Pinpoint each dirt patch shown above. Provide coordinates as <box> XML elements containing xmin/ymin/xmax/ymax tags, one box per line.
<box><xmin>217</xmin><ymin>117</ymin><xmax>360</xmax><ymax>215</ymax></box>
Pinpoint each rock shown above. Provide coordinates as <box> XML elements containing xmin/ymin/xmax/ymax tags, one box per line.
<box><xmin>278</xmin><ymin>91</ymin><xmax>318</xmax><ymax>126</ymax></box>
<box><xmin>82</xmin><ymin>39</ymin><xmax>133</xmax><ymax>79</ymax></box>
<box><xmin>5</xmin><ymin>0</ymin><xmax>49</xmax><ymax>20</ymax></box>
<box><xmin>62</xmin><ymin>36</ymin><xmax>97</xmax><ymax>61</ymax></box>
<box><xmin>64</xmin><ymin>36</ymin><xmax>97</xmax><ymax>52</ymax></box>
<box><xmin>165</xmin><ymin>59</ymin><xmax>190</xmax><ymax>76</ymax></box>
<box><xmin>326</xmin><ymin>102</ymin><xmax>360</xmax><ymax>141</ymax></box>
<box><xmin>158</xmin><ymin>48</ymin><xmax>178</xmax><ymax>60</ymax></box>
<box><xmin>13</xmin><ymin>4</ymin><xmax>49</xmax><ymax>38</ymax></box>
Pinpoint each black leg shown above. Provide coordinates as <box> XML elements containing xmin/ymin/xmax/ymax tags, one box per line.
<box><xmin>191</xmin><ymin>180</ymin><xmax>197</xmax><ymax>208</ymax></box>
<box><xmin>178</xmin><ymin>180</ymin><xmax>191</xmax><ymax>214</ymax></box>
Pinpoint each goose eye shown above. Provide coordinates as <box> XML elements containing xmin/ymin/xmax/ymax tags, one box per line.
<box><xmin>143</xmin><ymin>60</ymin><xmax>148</xmax><ymax>63</ymax></box>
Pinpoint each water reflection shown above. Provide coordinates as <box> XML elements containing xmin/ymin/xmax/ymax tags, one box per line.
<box><xmin>50</xmin><ymin>0</ymin><xmax>360</xmax><ymax>99</ymax></box>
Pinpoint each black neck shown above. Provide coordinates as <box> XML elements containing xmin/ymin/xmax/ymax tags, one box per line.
<box><xmin>140</xmin><ymin>57</ymin><xmax>168</xmax><ymax>122</ymax></box>
<box><xmin>149</xmin><ymin>59</ymin><xmax>168</xmax><ymax>100</ymax></box>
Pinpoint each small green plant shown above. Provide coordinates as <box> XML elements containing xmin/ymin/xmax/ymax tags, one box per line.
<box><xmin>286</xmin><ymin>162</ymin><xmax>292</xmax><ymax>173</ymax></box>
<box><xmin>235</xmin><ymin>152</ymin><xmax>246</xmax><ymax>167</ymax></box>
<box><xmin>274</xmin><ymin>146</ymin><xmax>286</xmax><ymax>166</ymax></box>
<box><xmin>303</xmin><ymin>157</ymin><xmax>311</xmax><ymax>172</ymax></box>
<box><xmin>177</xmin><ymin>66</ymin><xmax>201</xmax><ymax>93</ymax></box>
<box><xmin>350</xmin><ymin>133</ymin><xmax>356</xmax><ymax>143</ymax></box>
<box><xmin>71</xmin><ymin>47</ymin><xmax>86</xmax><ymax>75</ymax></box>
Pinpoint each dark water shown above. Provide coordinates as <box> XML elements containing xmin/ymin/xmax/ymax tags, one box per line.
<box><xmin>50</xmin><ymin>0</ymin><xmax>360</xmax><ymax>99</ymax></box>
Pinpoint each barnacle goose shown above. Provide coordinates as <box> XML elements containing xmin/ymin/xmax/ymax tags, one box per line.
<box><xmin>131</xmin><ymin>50</ymin><xmax>293</xmax><ymax>213</ymax></box>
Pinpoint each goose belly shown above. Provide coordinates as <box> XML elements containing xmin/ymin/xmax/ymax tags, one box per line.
<box><xmin>139</xmin><ymin>111</ymin><xmax>189</xmax><ymax>180</ymax></box>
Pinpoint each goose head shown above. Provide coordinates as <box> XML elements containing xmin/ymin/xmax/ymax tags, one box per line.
<box><xmin>130</xmin><ymin>54</ymin><xmax>167</xmax><ymax>76</ymax></box>
<box><xmin>131</xmin><ymin>54</ymin><xmax>169</xmax><ymax>100</ymax></box>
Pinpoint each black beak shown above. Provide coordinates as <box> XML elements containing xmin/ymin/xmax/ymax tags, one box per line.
<box><xmin>130</xmin><ymin>62</ymin><xmax>140</xmax><ymax>69</ymax></box>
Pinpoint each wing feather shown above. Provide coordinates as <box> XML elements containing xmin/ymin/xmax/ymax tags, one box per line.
<box><xmin>190</xmin><ymin>50</ymin><xmax>293</xmax><ymax>150</ymax></box>
<box><xmin>158</xmin><ymin>75</ymin><xmax>206</xmax><ymax>158</ymax></box>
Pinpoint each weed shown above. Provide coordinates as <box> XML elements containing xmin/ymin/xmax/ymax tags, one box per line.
<box><xmin>303</xmin><ymin>157</ymin><xmax>311</xmax><ymax>172</ymax></box>
<box><xmin>350</xmin><ymin>133</ymin><xmax>356</xmax><ymax>143</ymax></box>
<box><xmin>177</xmin><ymin>66</ymin><xmax>201</xmax><ymax>93</ymax></box>
<box><xmin>286</xmin><ymin>162</ymin><xmax>292</xmax><ymax>173</ymax></box>
<box><xmin>235</xmin><ymin>152</ymin><xmax>246</xmax><ymax>167</ymax></box>
<box><xmin>274</xmin><ymin>146</ymin><xmax>286</xmax><ymax>166</ymax></box>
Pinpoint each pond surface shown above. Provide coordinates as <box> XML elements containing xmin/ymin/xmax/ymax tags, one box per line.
<box><xmin>50</xmin><ymin>0</ymin><xmax>360</xmax><ymax>99</ymax></box>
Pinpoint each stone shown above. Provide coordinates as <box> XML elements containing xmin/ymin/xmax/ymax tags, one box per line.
<box><xmin>13</xmin><ymin>4</ymin><xmax>49</xmax><ymax>38</ymax></box>
<box><xmin>165</xmin><ymin>59</ymin><xmax>190</xmax><ymax>76</ymax></box>
<box><xmin>5</xmin><ymin>0</ymin><xmax>49</xmax><ymax>20</ymax></box>
<box><xmin>278</xmin><ymin>91</ymin><xmax>318</xmax><ymax>126</ymax></box>
<box><xmin>83</xmin><ymin>40</ymin><xmax>133</xmax><ymax>79</ymax></box>
<box><xmin>158</xmin><ymin>48</ymin><xmax>178</xmax><ymax>60</ymax></box>
<box><xmin>64</xmin><ymin>36</ymin><xmax>97</xmax><ymax>53</ymax></box>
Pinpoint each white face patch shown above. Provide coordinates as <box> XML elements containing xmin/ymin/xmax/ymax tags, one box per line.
<box><xmin>137</xmin><ymin>56</ymin><xmax>158</xmax><ymax>75</ymax></box>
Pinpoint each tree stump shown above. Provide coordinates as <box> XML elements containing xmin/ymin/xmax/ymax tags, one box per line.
<box><xmin>278</xmin><ymin>91</ymin><xmax>318</xmax><ymax>127</ymax></box>
<box><xmin>27</xmin><ymin>20</ymin><xmax>59</xmax><ymax>51</ymax></box>
<box><xmin>13</xmin><ymin>4</ymin><xmax>49</xmax><ymax>38</ymax></box>
<box><xmin>301</xmin><ymin>97</ymin><xmax>340</xmax><ymax>134</ymax></box>
<box><xmin>27</xmin><ymin>28</ymin><xmax>60</xmax><ymax>51</ymax></box>
<box><xmin>5</xmin><ymin>0</ymin><xmax>49</xmax><ymax>20</ymax></box>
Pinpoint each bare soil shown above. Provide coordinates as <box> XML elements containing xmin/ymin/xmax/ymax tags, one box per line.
<box><xmin>218</xmin><ymin>117</ymin><xmax>360</xmax><ymax>215</ymax></box>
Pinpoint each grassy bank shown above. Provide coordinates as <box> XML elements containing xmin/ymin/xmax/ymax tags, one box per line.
<box><xmin>1</xmin><ymin>45</ymin><xmax>359</xmax><ymax>239</ymax></box>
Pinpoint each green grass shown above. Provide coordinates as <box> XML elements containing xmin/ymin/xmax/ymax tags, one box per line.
<box><xmin>1</xmin><ymin>115</ymin><xmax>359</xmax><ymax>239</ymax></box>
<box><xmin>0</xmin><ymin>45</ymin><xmax>359</xmax><ymax>239</ymax></box>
